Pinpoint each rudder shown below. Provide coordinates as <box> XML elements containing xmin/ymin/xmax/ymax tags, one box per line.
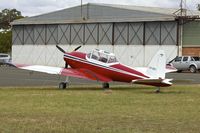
<box><xmin>146</xmin><ymin>50</ymin><xmax>166</xmax><ymax>79</ymax></box>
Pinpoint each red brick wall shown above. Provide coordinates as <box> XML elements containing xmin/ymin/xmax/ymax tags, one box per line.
<box><xmin>182</xmin><ymin>48</ymin><xmax>200</xmax><ymax>56</ymax></box>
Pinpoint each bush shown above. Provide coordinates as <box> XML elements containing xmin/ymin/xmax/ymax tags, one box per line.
<box><xmin>0</xmin><ymin>31</ymin><xmax>12</xmax><ymax>53</ymax></box>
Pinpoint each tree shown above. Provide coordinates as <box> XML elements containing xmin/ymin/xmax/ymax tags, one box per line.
<box><xmin>0</xmin><ymin>9</ymin><xmax>24</xmax><ymax>29</ymax></box>
<box><xmin>0</xmin><ymin>9</ymin><xmax>25</xmax><ymax>53</ymax></box>
<box><xmin>0</xmin><ymin>31</ymin><xmax>12</xmax><ymax>53</ymax></box>
<box><xmin>198</xmin><ymin>4</ymin><xmax>200</xmax><ymax>11</ymax></box>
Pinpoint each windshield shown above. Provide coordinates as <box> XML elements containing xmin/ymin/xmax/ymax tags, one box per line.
<box><xmin>108</xmin><ymin>56</ymin><xmax>118</xmax><ymax>63</ymax></box>
<box><xmin>87</xmin><ymin>50</ymin><xmax>118</xmax><ymax>64</ymax></box>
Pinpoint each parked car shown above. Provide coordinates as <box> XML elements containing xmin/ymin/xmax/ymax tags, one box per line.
<box><xmin>169</xmin><ymin>56</ymin><xmax>200</xmax><ymax>73</ymax></box>
<box><xmin>0</xmin><ymin>53</ymin><xmax>11</xmax><ymax>65</ymax></box>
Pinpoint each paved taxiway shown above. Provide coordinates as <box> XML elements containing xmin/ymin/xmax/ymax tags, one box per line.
<box><xmin>0</xmin><ymin>66</ymin><xmax>199</xmax><ymax>87</ymax></box>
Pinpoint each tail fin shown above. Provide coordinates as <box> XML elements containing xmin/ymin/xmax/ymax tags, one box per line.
<box><xmin>146</xmin><ymin>50</ymin><xmax>166</xmax><ymax>79</ymax></box>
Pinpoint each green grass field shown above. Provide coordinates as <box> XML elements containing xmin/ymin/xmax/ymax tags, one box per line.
<box><xmin>0</xmin><ymin>85</ymin><xmax>200</xmax><ymax>133</ymax></box>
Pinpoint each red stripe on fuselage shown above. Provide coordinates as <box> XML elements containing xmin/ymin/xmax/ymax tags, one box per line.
<box><xmin>111</xmin><ymin>64</ymin><xmax>149</xmax><ymax>78</ymax></box>
<box><xmin>64</xmin><ymin>52</ymin><xmax>147</xmax><ymax>83</ymax></box>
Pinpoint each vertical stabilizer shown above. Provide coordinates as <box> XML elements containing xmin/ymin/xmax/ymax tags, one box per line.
<box><xmin>146</xmin><ymin>50</ymin><xmax>166</xmax><ymax>79</ymax></box>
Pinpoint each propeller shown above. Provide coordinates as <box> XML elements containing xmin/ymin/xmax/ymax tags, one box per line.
<box><xmin>56</xmin><ymin>45</ymin><xmax>66</xmax><ymax>53</ymax></box>
<box><xmin>73</xmin><ymin>45</ymin><xmax>82</xmax><ymax>51</ymax></box>
<box><xmin>56</xmin><ymin>45</ymin><xmax>82</xmax><ymax>53</ymax></box>
<box><xmin>56</xmin><ymin>45</ymin><xmax>82</xmax><ymax>68</ymax></box>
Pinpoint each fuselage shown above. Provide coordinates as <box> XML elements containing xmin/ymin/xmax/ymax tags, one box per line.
<box><xmin>64</xmin><ymin>51</ymin><xmax>149</xmax><ymax>83</ymax></box>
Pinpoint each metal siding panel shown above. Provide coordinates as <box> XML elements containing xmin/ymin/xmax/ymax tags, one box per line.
<box><xmin>144</xmin><ymin>45</ymin><xmax>177</xmax><ymax>66</ymax></box>
<box><xmin>85</xmin><ymin>24</ymin><xmax>98</xmax><ymax>44</ymax></box>
<box><xmin>114</xmin><ymin>45</ymin><xmax>144</xmax><ymax>66</ymax></box>
<box><xmin>161</xmin><ymin>21</ymin><xmax>177</xmax><ymax>45</ymax></box>
<box><xmin>99</xmin><ymin>23</ymin><xmax>113</xmax><ymax>45</ymax></box>
<box><xmin>12</xmin><ymin>44</ymin><xmax>178</xmax><ymax>67</ymax></box>
<box><xmin>58</xmin><ymin>24</ymin><xmax>71</xmax><ymax>44</ymax></box>
<box><xmin>114</xmin><ymin>23</ymin><xmax>128</xmax><ymax>45</ymax></box>
<box><xmin>183</xmin><ymin>21</ymin><xmax>200</xmax><ymax>46</ymax></box>
<box><xmin>24</xmin><ymin>25</ymin><xmax>34</xmax><ymax>44</ymax></box>
<box><xmin>129</xmin><ymin>22</ymin><xmax>144</xmax><ymax>45</ymax></box>
<box><xmin>46</xmin><ymin>25</ymin><xmax>58</xmax><ymax>44</ymax></box>
<box><xmin>34</xmin><ymin>25</ymin><xmax>46</xmax><ymax>44</ymax></box>
<box><xmin>12</xmin><ymin>25</ymin><xmax>24</xmax><ymax>45</ymax></box>
<box><xmin>71</xmin><ymin>24</ymin><xmax>84</xmax><ymax>44</ymax></box>
<box><xmin>145</xmin><ymin>22</ymin><xmax>160</xmax><ymax>45</ymax></box>
<box><xmin>13</xmin><ymin>4</ymin><xmax>176</xmax><ymax>25</ymax></box>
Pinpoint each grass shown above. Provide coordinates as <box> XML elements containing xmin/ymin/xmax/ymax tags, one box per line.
<box><xmin>0</xmin><ymin>85</ymin><xmax>200</xmax><ymax>133</ymax></box>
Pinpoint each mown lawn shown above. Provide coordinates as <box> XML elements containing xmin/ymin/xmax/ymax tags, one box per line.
<box><xmin>0</xmin><ymin>85</ymin><xmax>200</xmax><ymax>133</ymax></box>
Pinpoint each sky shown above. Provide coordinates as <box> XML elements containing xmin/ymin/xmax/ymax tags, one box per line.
<box><xmin>0</xmin><ymin>0</ymin><xmax>199</xmax><ymax>16</ymax></box>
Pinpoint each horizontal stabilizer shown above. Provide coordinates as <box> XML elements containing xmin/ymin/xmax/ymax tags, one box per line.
<box><xmin>166</xmin><ymin>64</ymin><xmax>177</xmax><ymax>73</ymax></box>
<box><xmin>132</xmin><ymin>78</ymin><xmax>173</xmax><ymax>87</ymax></box>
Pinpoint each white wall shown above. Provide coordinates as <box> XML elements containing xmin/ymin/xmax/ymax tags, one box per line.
<box><xmin>12</xmin><ymin>45</ymin><xmax>177</xmax><ymax>67</ymax></box>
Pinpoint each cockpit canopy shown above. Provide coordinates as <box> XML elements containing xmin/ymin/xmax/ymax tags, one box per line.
<box><xmin>87</xmin><ymin>49</ymin><xmax>118</xmax><ymax>64</ymax></box>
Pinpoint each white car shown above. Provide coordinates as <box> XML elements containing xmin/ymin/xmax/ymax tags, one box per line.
<box><xmin>169</xmin><ymin>56</ymin><xmax>200</xmax><ymax>73</ymax></box>
<box><xmin>0</xmin><ymin>53</ymin><xmax>11</xmax><ymax>65</ymax></box>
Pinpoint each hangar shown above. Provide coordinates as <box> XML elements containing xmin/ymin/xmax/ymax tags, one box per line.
<box><xmin>11</xmin><ymin>3</ymin><xmax>200</xmax><ymax>67</ymax></box>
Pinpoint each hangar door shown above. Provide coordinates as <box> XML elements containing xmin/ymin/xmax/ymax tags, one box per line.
<box><xmin>12</xmin><ymin>21</ymin><xmax>177</xmax><ymax>46</ymax></box>
<box><xmin>13</xmin><ymin>23</ymin><xmax>113</xmax><ymax>45</ymax></box>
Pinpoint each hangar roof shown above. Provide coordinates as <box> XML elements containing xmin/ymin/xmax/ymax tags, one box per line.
<box><xmin>12</xmin><ymin>3</ymin><xmax>200</xmax><ymax>25</ymax></box>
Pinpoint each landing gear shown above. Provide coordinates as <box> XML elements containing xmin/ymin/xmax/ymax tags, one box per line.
<box><xmin>102</xmin><ymin>82</ymin><xmax>109</xmax><ymax>89</ymax></box>
<box><xmin>59</xmin><ymin>82</ymin><xmax>69</xmax><ymax>89</ymax></box>
<box><xmin>59</xmin><ymin>76</ymin><xmax>69</xmax><ymax>89</ymax></box>
<box><xmin>155</xmin><ymin>87</ymin><xmax>161</xmax><ymax>93</ymax></box>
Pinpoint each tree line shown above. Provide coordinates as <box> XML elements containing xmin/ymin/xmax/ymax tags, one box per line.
<box><xmin>0</xmin><ymin>9</ymin><xmax>24</xmax><ymax>53</ymax></box>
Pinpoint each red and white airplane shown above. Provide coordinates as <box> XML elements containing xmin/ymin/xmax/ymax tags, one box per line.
<box><xmin>11</xmin><ymin>45</ymin><xmax>176</xmax><ymax>92</ymax></box>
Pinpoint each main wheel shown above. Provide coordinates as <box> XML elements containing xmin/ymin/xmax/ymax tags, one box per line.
<box><xmin>59</xmin><ymin>82</ymin><xmax>68</xmax><ymax>89</ymax></box>
<box><xmin>189</xmin><ymin>65</ymin><xmax>197</xmax><ymax>73</ymax></box>
<box><xmin>102</xmin><ymin>82</ymin><xmax>109</xmax><ymax>89</ymax></box>
<box><xmin>177</xmin><ymin>70</ymin><xmax>182</xmax><ymax>73</ymax></box>
<box><xmin>155</xmin><ymin>88</ymin><xmax>160</xmax><ymax>93</ymax></box>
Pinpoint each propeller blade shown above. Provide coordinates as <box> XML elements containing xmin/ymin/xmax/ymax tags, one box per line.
<box><xmin>73</xmin><ymin>45</ymin><xmax>82</xmax><ymax>51</ymax></box>
<box><xmin>56</xmin><ymin>45</ymin><xmax>66</xmax><ymax>53</ymax></box>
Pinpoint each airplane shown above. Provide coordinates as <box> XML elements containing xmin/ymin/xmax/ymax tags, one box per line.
<box><xmin>10</xmin><ymin>45</ymin><xmax>176</xmax><ymax>92</ymax></box>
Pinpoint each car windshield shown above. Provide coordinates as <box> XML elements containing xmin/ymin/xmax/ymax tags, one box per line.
<box><xmin>174</xmin><ymin>57</ymin><xmax>182</xmax><ymax>62</ymax></box>
<box><xmin>87</xmin><ymin>49</ymin><xmax>118</xmax><ymax>64</ymax></box>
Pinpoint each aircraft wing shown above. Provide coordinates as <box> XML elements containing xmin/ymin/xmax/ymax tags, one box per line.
<box><xmin>10</xmin><ymin>64</ymin><xmax>112</xmax><ymax>82</ymax></box>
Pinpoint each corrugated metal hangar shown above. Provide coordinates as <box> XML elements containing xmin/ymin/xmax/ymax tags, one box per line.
<box><xmin>11</xmin><ymin>3</ymin><xmax>200</xmax><ymax>67</ymax></box>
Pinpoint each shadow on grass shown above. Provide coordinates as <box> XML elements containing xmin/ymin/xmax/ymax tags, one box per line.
<box><xmin>143</xmin><ymin>90</ymin><xmax>186</xmax><ymax>95</ymax></box>
<box><xmin>0</xmin><ymin>85</ymin><xmax>186</xmax><ymax>95</ymax></box>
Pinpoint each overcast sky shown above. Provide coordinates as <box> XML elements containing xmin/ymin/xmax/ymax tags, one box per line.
<box><xmin>0</xmin><ymin>0</ymin><xmax>199</xmax><ymax>16</ymax></box>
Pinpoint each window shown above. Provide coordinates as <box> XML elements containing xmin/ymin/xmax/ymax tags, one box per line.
<box><xmin>0</xmin><ymin>55</ymin><xmax>8</xmax><ymax>58</ymax></box>
<box><xmin>108</xmin><ymin>56</ymin><xmax>118</xmax><ymax>63</ymax></box>
<box><xmin>174</xmin><ymin>57</ymin><xmax>182</xmax><ymax>62</ymax></box>
<box><xmin>183</xmin><ymin>57</ymin><xmax>188</xmax><ymax>62</ymax></box>
<box><xmin>193</xmin><ymin>57</ymin><xmax>200</xmax><ymax>61</ymax></box>
<box><xmin>91</xmin><ymin>51</ymin><xmax>99</xmax><ymax>60</ymax></box>
<box><xmin>99</xmin><ymin>53</ymin><xmax>108</xmax><ymax>63</ymax></box>
<box><xmin>87</xmin><ymin>53</ymin><xmax>91</xmax><ymax>58</ymax></box>
<box><xmin>88</xmin><ymin>50</ymin><xmax>118</xmax><ymax>64</ymax></box>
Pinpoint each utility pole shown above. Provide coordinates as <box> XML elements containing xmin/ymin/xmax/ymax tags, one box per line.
<box><xmin>81</xmin><ymin>0</ymin><xmax>83</xmax><ymax>18</ymax></box>
<box><xmin>180</xmin><ymin>0</ymin><xmax>183</xmax><ymax>16</ymax></box>
<box><xmin>178</xmin><ymin>0</ymin><xmax>188</xmax><ymax>56</ymax></box>
<box><xmin>178</xmin><ymin>0</ymin><xmax>185</xmax><ymax>56</ymax></box>
<box><xmin>180</xmin><ymin>0</ymin><xmax>187</xmax><ymax>16</ymax></box>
